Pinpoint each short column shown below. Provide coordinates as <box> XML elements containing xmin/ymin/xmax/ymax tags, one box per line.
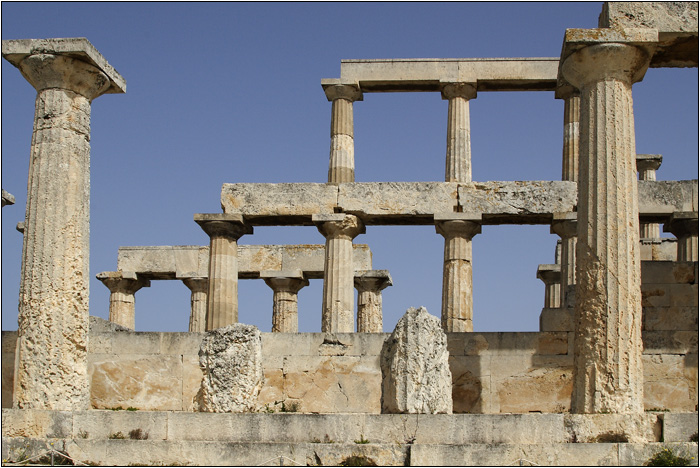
<box><xmin>354</xmin><ymin>270</ymin><xmax>393</xmax><ymax>333</ymax></box>
<box><xmin>440</xmin><ymin>82</ymin><xmax>476</xmax><ymax>182</ymax></box>
<box><xmin>322</xmin><ymin>81</ymin><xmax>363</xmax><ymax>183</ymax></box>
<box><xmin>536</xmin><ymin>265</ymin><xmax>561</xmax><ymax>309</ymax></box>
<box><xmin>435</xmin><ymin>214</ymin><xmax>481</xmax><ymax>332</ymax></box>
<box><xmin>195</xmin><ymin>213</ymin><xmax>253</xmax><ymax>330</ymax></box>
<box><xmin>551</xmin><ymin>213</ymin><xmax>577</xmax><ymax>308</ymax></box>
<box><xmin>556</xmin><ymin>87</ymin><xmax>581</xmax><ymax>183</ymax></box>
<box><xmin>261</xmin><ymin>270</ymin><xmax>309</xmax><ymax>333</ymax></box>
<box><xmin>96</xmin><ymin>272</ymin><xmax>150</xmax><ymax>330</ymax></box>
<box><xmin>313</xmin><ymin>214</ymin><xmax>365</xmax><ymax>333</ymax></box>
<box><xmin>182</xmin><ymin>277</ymin><xmax>208</xmax><ymax>333</ymax></box>
<box><xmin>636</xmin><ymin>154</ymin><xmax>663</xmax><ymax>239</ymax></box>
<box><xmin>2</xmin><ymin>38</ymin><xmax>125</xmax><ymax>410</ymax></box>
<box><xmin>664</xmin><ymin>212</ymin><xmax>699</xmax><ymax>261</ymax></box>
<box><xmin>562</xmin><ymin>32</ymin><xmax>656</xmax><ymax>413</ymax></box>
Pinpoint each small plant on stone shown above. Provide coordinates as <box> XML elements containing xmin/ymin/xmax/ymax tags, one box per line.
<box><xmin>108</xmin><ymin>431</ymin><xmax>126</xmax><ymax>439</ymax></box>
<box><xmin>354</xmin><ymin>434</ymin><xmax>370</xmax><ymax>444</ymax></box>
<box><xmin>311</xmin><ymin>437</ymin><xmax>322</xmax><ymax>443</ymax></box>
<box><xmin>77</xmin><ymin>429</ymin><xmax>89</xmax><ymax>439</ymax></box>
<box><xmin>126</xmin><ymin>406</ymin><xmax>139</xmax><ymax>411</ymax></box>
<box><xmin>690</xmin><ymin>432</ymin><xmax>698</xmax><ymax>442</ymax></box>
<box><xmin>594</xmin><ymin>431</ymin><xmax>628</xmax><ymax>443</ymax></box>
<box><xmin>339</xmin><ymin>455</ymin><xmax>377</xmax><ymax>466</ymax></box>
<box><xmin>323</xmin><ymin>434</ymin><xmax>335</xmax><ymax>444</ymax></box>
<box><xmin>129</xmin><ymin>428</ymin><xmax>149</xmax><ymax>440</ymax></box>
<box><xmin>646</xmin><ymin>448</ymin><xmax>692</xmax><ymax>466</ymax></box>
<box><xmin>109</xmin><ymin>406</ymin><xmax>124</xmax><ymax>411</ymax></box>
<box><xmin>280</xmin><ymin>401</ymin><xmax>299</xmax><ymax>413</ymax></box>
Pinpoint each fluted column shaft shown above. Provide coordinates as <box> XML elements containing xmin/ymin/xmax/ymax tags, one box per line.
<box><xmin>263</xmin><ymin>276</ymin><xmax>309</xmax><ymax>333</ymax></box>
<box><xmin>354</xmin><ymin>273</ymin><xmax>392</xmax><ymax>333</ymax></box>
<box><xmin>435</xmin><ymin>218</ymin><xmax>481</xmax><ymax>332</ymax></box>
<box><xmin>664</xmin><ymin>213</ymin><xmax>699</xmax><ymax>262</ymax></box>
<box><xmin>562</xmin><ymin>42</ymin><xmax>651</xmax><ymax>414</ymax></box>
<box><xmin>324</xmin><ymin>84</ymin><xmax>362</xmax><ymax>183</ymax></box>
<box><xmin>97</xmin><ymin>274</ymin><xmax>150</xmax><ymax>330</ymax></box>
<box><xmin>12</xmin><ymin>53</ymin><xmax>114</xmax><ymax>410</ymax></box>
<box><xmin>183</xmin><ymin>277</ymin><xmax>208</xmax><ymax>333</ymax></box>
<box><xmin>551</xmin><ymin>214</ymin><xmax>577</xmax><ymax>308</ymax></box>
<box><xmin>314</xmin><ymin>214</ymin><xmax>365</xmax><ymax>333</ymax></box>
<box><xmin>562</xmin><ymin>93</ymin><xmax>580</xmax><ymax>182</ymax></box>
<box><xmin>441</xmin><ymin>83</ymin><xmax>476</xmax><ymax>183</ymax></box>
<box><xmin>195</xmin><ymin>215</ymin><xmax>253</xmax><ymax>331</ymax></box>
<box><xmin>537</xmin><ymin>266</ymin><xmax>561</xmax><ymax>308</ymax></box>
<box><xmin>636</xmin><ymin>155</ymin><xmax>663</xmax><ymax>239</ymax></box>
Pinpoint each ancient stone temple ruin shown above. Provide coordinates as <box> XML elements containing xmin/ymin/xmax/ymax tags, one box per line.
<box><xmin>1</xmin><ymin>2</ymin><xmax>698</xmax><ymax>466</ymax></box>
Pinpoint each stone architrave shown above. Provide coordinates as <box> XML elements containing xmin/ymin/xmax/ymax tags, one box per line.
<box><xmin>96</xmin><ymin>272</ymin><xmax>150</xmax><ymax>330</ymax></box>
<box><xmin>2</xmin><ymin>38</ymin><xmax>125</xmax><ymax>410</ymax></box>
<box><xmin>313</xmin><ymin>214</ymin><xmax>365</xmax><ymax>333</ymax></box>
<box><xmin>440</xmin><ymin>82</ymin><xmax>477</xmax><ymax>183</ymax></box>
<box><xmin>435</xmin><ymin>214</ymin><xmax>481</xmax><ymax>332</ymax></box>
<box><xmin>636</xmin><ymin>154</ymin><xmax>663</xmax><ymax>238</ymax></box>
<box><xmin>354</xmin><ymin>270</ymin><xmax>392</xmax><ymax>333</ymax></box>
<box><xmin>260</xmin><ymin>270</ymin><xmax>309</xmax><ymax>333</ymax></box>
<box><xmin>197</xmin><ymin>324</ymin><xmax>264</xmax><ymax>412</ymax></box>
<box><xmin>182</xmin><ymin>277</ymin><xmax>208</xmax><ymax>333</ymax></box>
<box><xmin>664</xmin><ymin>212</ymin><xmax>699</xmax><ymax>262</ymax></box>
<box><xmin>551</xmin><ymin>212</ymin><xmax>577</xmax><ymax>308</ymax></box>
<box><xmin>322</xmin><ymin>81</ymin><xmax>363</xmax><ymax>183</ymax></box>
<box><xmin>195</xmin><ymin>214</ymin><xmax>253</xmax><ymax>331</ymax></box>
<box><xmin>536</xmin><ymin>264</ymin><xmax>561</xmax><ymax>309</ymax></box>
<box><xmin>561</xmin><ymin>28</ymin><xmax>656</xmax><ymax>414</ymax></box>
<box><xmin>381</xmin><ymin>307</ymin><xmax>453</xmax><ymax>414</ymax></box>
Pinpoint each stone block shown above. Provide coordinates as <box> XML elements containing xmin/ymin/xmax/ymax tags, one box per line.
<box><xmin>539</xmin><ymin>307</ymin><xmax>574</xmax><ymax>331</ymax></box>
<box><xmin>643</xmin><ymin>354</ymin><xmax>698</xmax><ymax>412</ymax></box>
<box><xmin>638</xmin><ymin>180</ymin><xmax>699</xmax><ymax>217</ymax></box>
<box><xmin>159</xmin><ymin>331</ymin><xmax>203</xmax><ymax>355</ymax></box>
<box><xmin>565</xmin><ymin>413</ymin><xmax>661</xmax><ymax>444</ymax></box>
<box><xmin>0</xmin><ymin>408</ymin><xmax>73</xmax><ymax>438</ymax></box>
<box><xmin>642</xmin><ymin>261</ymin><xmax>696</xmax><ymax>284</ymax></box>
<box><xmin>182</xmin><ymin>355</ymin><xmax>203</xmax><ymax>411</ymax></box>
<box><xmin>87</xmin><ymin>333</ymin><xmax>114</xmax><ymax>354</ymax></box>
<box><xmin>73</xmin><ymin>410</ymin><xmax>168</xmax><ymax>440</ymax></box>
<box><xmin>663</xmin><ymin>413</ymin><xmax>700</xmax><ymax>442</ymax></box>
<box><xmin>618</xmin><ymin>443</ymin><xmax>699</xmax><ymax>467</ymax></box>
<box><xmin>238</xmin><ymin>245</ymin><xmax>283</xmax><ymax>276</ymax></box>
<box><xmin>496</xmin><ymin>367</ymin><xmax>573</xmax><ymax>413</ymax></box>
<box><xmin>640</xmin><ymin>240</ymin><xmax>677</xmax><ymax>261</ymax></box>
<box><xmin>643</xmin><ymin>306</ymin><xmax>698</xmax><ymax>331</ymax></box>
<box><xmin>109</xmin><ymin>331</ymin><xmax>162</xmax><ymax>355</ymax></box>
<box><xmin>449</xmin><ymin>355</ymin><xmax>490</xmax><ymax>414</ymax></box>
<box><xmin>1</xmin><ymin>332</ymin><xmax>17</xmax><ymax>409</ymax></box>
<box><xmin>643</xmin><ymin>331</ymin><xmax>699</xmax><ymax>355</ymax></box>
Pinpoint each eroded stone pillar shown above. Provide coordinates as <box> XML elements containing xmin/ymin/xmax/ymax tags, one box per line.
<box><xmin>313</xmin><ymin>214</ymin><xmax>365</xmax><ymax>332</ymax></box>
<box><xmin>636</xmin><ymin>154</ymin><xmax>663</xmax><ymax>239</ymax></box>
<box><xmin>183</xmin><ymin>277</ymin><xmax>208</xmax><ymax>333</ymax></box>
<box><xmin>551</xmin><ymin>213</ymin><xmax>577</xmax><ymax>308</ymax></box>
<box><xmin>195</xmin><ymin>214</ymin><xmax>253</xmax><ymax>331</ymax></box>
<box><xmin>96</xmin><ymin>272</ymin><xmax>150</xmax><ymax>330</ymax></box>
<box><xmin>664</xmin><ymin>212</ymin><xmax>699</xmax><ymax>261</ymax></box>
<box><xmin>440</xmin><ymin>82</ymin><xmax>476</xmax><ymax>183</ymax></box>
<box><xmin>354</xmin><ymin>270</ymin><xmax>392</xmax><ymax>333</ymax></box>
<box><xmin>435</xmin><ymin>214</ymin><xmax>481</xmax><ymax>332</ymax></box>
<box><xmin>562</xmin><ymin>34</ymin><xmax>655</xmax><ymax>413</ymax></box>
<box><xmin>2</xmin><ymin>38</ymin><xmax>125</xmax><ymax>410</ymax></box>
<box><xmin>261</xmin><ymin>270</ymin><xmax>309</xmax><ymax>333</ymax></box>
<box><xmin>322</xmin><ymin>81</ymin><xmax>363</xmax><ymax>183</ymax></box>
<box><xmin>536</xmin><ymin>265</ymin><xmax>561</xmax><ymax>309</ymax></box>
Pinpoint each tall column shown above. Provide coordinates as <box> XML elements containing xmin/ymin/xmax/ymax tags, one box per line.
<box><xmin>562</xmin><ymin>33</ymin><xmax>655</xmax><ymax>413</ymax></box>
<box><xmin>354</xmin><ymin>270</ymin><xmax>392</xmax><ymax>333</ymax></box>
<box><xmin>313</xmin><ymin>214</ymin><xmax>365</xmax><ymax>333</ymax></box>
<box><xmin>195</xmin><ymin>214</ymin><xmax>253</xmax><ymax>330</ymax></box>
<box><xmin>440</xmin><ymin>82</ymin><xmax>476</xmax><ymax>183</ymax></box>
<box><xmin>435</xmin><ymin>214</ymin><xmax>481</xmax><ymax>332</ymax></box>
<box><xmin>551</xmin><ymin>213</ymin><xmax>577</xmax><ymax>308</ymax></box>
<box><xmin>2</xmin><ymin>38</ymin><xmax>125</xmax><ymax>410</ymax></box>
<box><xmin>322</xmin><ymin>81</ymin><xmax>363</xmax><ymax>183</ymax></box>
<box><xmin>261</xmin><ymin>270</ymin><xmax>309</xmax><ymax>333</ymax></box>
<box><xmin>664</xmin><ymin>212</ymin><xmax>699</xmax><ymax>262</ymax></box>
<box><xmin>536</xmin><ymin>265</ymin><xmax>561</xmax><ymax>308</ymax></box>
<box><xmin>183</xmin><ymin>277</ymin><xmax>208</xmax><ymax>333</ymax></box>
<box><xmin>636</xmin><ymin>154</ymin><xmax>663</xmax><ymax>238</ymax></box>
<box><xmin>96</xmin><ymin>272</ymin><xmax>150</xmax><ymax>330</ymax></box>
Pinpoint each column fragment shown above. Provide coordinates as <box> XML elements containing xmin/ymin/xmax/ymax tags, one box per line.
<box><xmin>183</xmin><ymin>277</ymin><xmax>208</xmax><ymax>333</ymax></box>
<box><xmin>551</xmin><ymin>213</ymin><xmax>577</xmax><ymax>308</ymax></box>
<box><xmin>322</xmin><ymin>82</ymin><xmax>363</xmax><ymax>183</ymax></box>
<box><xmin>96</xmin><ymin>272</ymin><xmax>150</xmax><ymax>330</ymax></box>
<box><xmin>664</xmin><ymin>212</ymin><xmax>699</xmax><ymax>262</ymax></box>
<box><xmin>2</xmin><ymin>38</ymin><xmax>125</xmax><ymax>410</ymax></box>
<box><xmin>195</xmin><ymin>214</ymin><xmax>253</xmax><ymax>331</ymax></box>
<box><xmin>536</xmin><ymin>265</ymin><xmax>561</xmax><ymax>308</ymax></box>
<box><xmin>261</xmin><ymin>271</ymin><xmax>309</xmax><ymax>333</ymax></box>
<box><xmin>354</xmin><ymin>270</ymin><xmax>392</xmax><ymax>333</ymax></box>
<box><xmin>435</xmin><ymin>214</ymin><xmax>481</xmax><ymax>332</ymax></box>
<box><xmin>636</xmin><ymin>154</ymin><xmax>663</xmax><ymax>239</ymax></box>
<box><xmin>313</xmin><ymin>214</ymin><xmax>365</xmax><ymax>332</ymax></box>
<box><xmin>440</xmin><ymin>82</ymin><xmax>476</xmax><ymax>183</ymax></box>
<box><xmin>561</xmin><ymin>33</ymin><xmax>656</xmax><ymax>414</ymax></box>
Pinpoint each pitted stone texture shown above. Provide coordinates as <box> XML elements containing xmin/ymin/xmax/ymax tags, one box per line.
<box><xmin>221</xmin><ymin>183</ymin><xmax>337</xmax><ymax>221</ymax></box>
<box><xmin>381</xmin><ymin>307</ymin><xmax>452</xmax><ymax>414</ymax></box>
<box><xmin>197</xmin><ymin>324</ymin><xmax>264</xmax><ymax>413</ymax></box>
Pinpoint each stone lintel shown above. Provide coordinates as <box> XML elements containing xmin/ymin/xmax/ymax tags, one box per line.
<box><xmin>259</xmin><ymin>269</ymin><xmax>305</xmax><ymax>280</ymax></box>
<box><xmin>96</xmin><ymin>271</ymin><xmax>139</xmax><ymax>281</ymax></box>
<box><xmin>636</xmin><ymin>154</ymin><xmax>663</xmax><ymax>172</ymax></box>
<box><xmin>663</xmin><ymin>212</ymin><xmax>699</xmax><ymax>237</ymax></box>
<box><xmin>1</xmin><ymin>189</ymin><xmax>15</xmax><ymax>207</ymax></box>
<box><xmin>536</xmin><ymin>264</ymin><xmax>561</xmax><ymax>283</ymax></box>
<box><xmin>2</xmin><ymin>37</ymin><xmax>126</xmax><ymax>94</ymax></box>
<box><xmin>434</xmin><ymin>213</ymin><xmax>482</xmax><ymax>224</ymax></box>
<box><xmin>354</xmin><ymin>270</ymin><xmax>393</xmax><ymax>291</ymax></box>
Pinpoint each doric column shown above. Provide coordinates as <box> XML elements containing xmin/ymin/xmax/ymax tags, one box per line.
<box><xmin>96</xmin><ymin>272</ymin><xmax>150</xmax><ymax>330</ymax></box>
<box><xmin>313</xmin><ymin>214</ymin><xmax>365</xmax><ymax>332</ymax></box>
<box><xmin>664</xmin><ymin>212</ymin><xmax>699</xmax><ymax>262</ymax></box>
<box><xmin>636</xmin><ymin>154</ymin><xmax>663</xmax><ymax>239</ymax></box>
<box><xmin>182</xmin><ymin>277</ymin><xmax>208</xmax><ymax>333</ymax></box>
<box><xmin>556</xmin><ymin>87</ymin><xmax>581</xmax><ymax>183</ymax></box>
<box><xmin>354</xmin><ymin>270</ymin><xmax>392</xmax><ymax>333</ymax></box>
<box><xmin>1</xmin><ymin>189</ymin><xmax>15</xmax><ymax>207</ymax></box>
<box><xmin>435</xmin><ymin>214</ymin><xmax>481</xmax><ymax>332</ymax></box>
<box><xmin>322</xmin><ymin>81</ymin><xmax>363</xmax><ymax>183</ymax></box>
<box><xmin>2</xmin><ymin>38</ymin><xmax>125</xmax><ymax>410</ymax></box>
<box><xmin>195</xmin><ymin>213</ymin><xmax>253</xmax><ymax>330</ymax></box>
<box><xmin>261</xmin><ymin>270</ymin><xmax>308</xmax><ymax>333</ymax></box>
<box><xmin>440</xmin><ymin>82</ymin><xmax>477</xmax><ymax>183</ymax></box>
<box><xmin>551</xmin><ymin>213</ymin><xmax>577</xmax><ymax>308</ymax></box>
<box><xmin>561</xmin><ymin>31</ymin><xmax>656</xmax><ymax>414</ymax></box>
<box><xmin>536</xmin><ymin>264</ymin><xmax>561</xmax><ymax>309</ymax></box>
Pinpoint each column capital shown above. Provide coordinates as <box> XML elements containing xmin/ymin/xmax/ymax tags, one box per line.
<box><xmin>440</xmin><ymin>81</ymin><xmax>477</xmax><ymax>100</ymax></box>
<box><xmin>194</xmin><ymin>213</ymin><xmax>253</xmax><ymax>240</ymax></box>
<box><xmin>536</xmin><ymin>264</ymin><xmax>561</xmax><ymax>284</ymax></box>
<box><xmin>434</xmin><ymin>214</ymin><xmax>481</xmax><ymax>240</ymax></box>
<box><xmin>550</xmin><ymin>212</ymin><xmax>577</xmax><ymax>238</ymax></box>
<box><xmin>354</xmin><ymin>270</ymin><xmax>393</xmax><ymax>292</ymax></box>
<box><xmin>313</xmin><ymin>213</ymin><xmax>365</xmax><ymax>240</ymax></box>
<box><xmin>96</xmin><ymin>271</ymin><xmax>150</xmax><ymax>294</ymax></box>
<box><xmin>321</xmin><ymin>79</ymin><xmax>363</xmax><ymax>102</ymax></box>
<box><xmin>261</xmin><ymin>270</ymin><xmax>309</xmax><ymax>293</ymax></box>
<box><xmin>182</xmin><ymin>277</ymin><xmax>208</xmax><ymax>293</ymax></box>
<box><xmin>636</xmin><ymin>154</ymin><xmax>663</xmax><ymax>174</ymax></box>
<box><xmin>663</xmin><ymin>212</ymin><xmax>699</xmax><ymax>238</ymax></box>
<box><xmin>1</xmin><ymin>189</ymin><xmax>15</xmax><ymax>207</ymax></box>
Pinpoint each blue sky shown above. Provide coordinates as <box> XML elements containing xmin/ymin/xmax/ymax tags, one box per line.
<box><xmin>2</xmin><ymin>2</ymin><xmax>698</xmax><ymax>333</ymax></box>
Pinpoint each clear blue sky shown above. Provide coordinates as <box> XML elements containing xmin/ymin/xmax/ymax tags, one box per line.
<box><xmin>2</xmin><ymin>2</ymin><xmax>698</xmax><ymax>333</ymax></box>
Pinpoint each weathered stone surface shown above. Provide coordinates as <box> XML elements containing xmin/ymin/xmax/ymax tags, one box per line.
<box><xmin>1</xmin><ymin>332</ymin><xmax>17</xmax><ymax>408</ymax></box>
<box><xmin>663</xmin><ymin>413</ymin><xmax>700</xmax><ymax>442</ymax></box>
<box><xmin>640</xmin><ymin>238</ymin><xmax>678</xmax><ymax>261</ymax></box>
<box><xmin>197</xmin><ymin>324</ymin><xmax>264</xmax><ymax>412</ymax></box>
<box><xmin>1</xmin><ymin>189</ymin><xmax>15</xmax><ymax>207</ymax></box>
<box><xmin>643</xmin><ymin>354</ymin><xmax>698</xmax><ymax>412</ymax></box>
<box><xmin>381</xmin><ymin>307</ymin><xmax>452</xmax><ymax>414</ymax></box>
<box><xmin>638</xmin><ymin>180</ymin><xmax>699</xmax><ymax>219</ymax></box>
